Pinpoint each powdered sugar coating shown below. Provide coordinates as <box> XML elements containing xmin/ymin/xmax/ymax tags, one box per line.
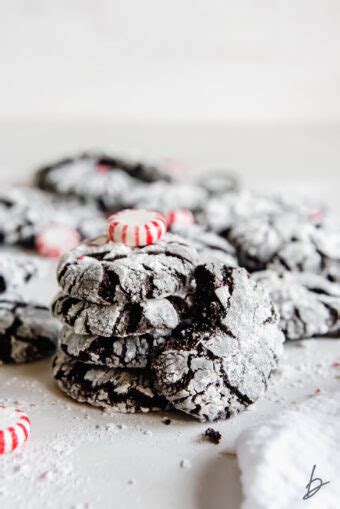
<box><xmin>59</xmin><ymin>325</ymin><xmax>166</xmax><ymax>368</ymax></box>
<box><xmin>35</xmin><ymin>153</ymin><xmax>172</xmax><ymax>211</ymax></box>
<box><xmin>197</xmin><ymin>190</ymin><xmax>285</xmax><ymax>233</ymax></box>
<box><xmin>229</xmin><ymin>213</ymin><xmax>340</xmax><ymax>280</ymax></box>
<box><xmin>253</xmin><ymin>270</ymin><xmax>340</xmax><ymax>340</ymax></box>
<box><xmin>0</xmin><ymin>296</ymin><xmax>60</xmax><ymax>364</ymax></box>
<box><xmin>152</xmin><ymin>263</ymin><xmax>284</xmax><ymax>422</ymax></box>
<box><xmin>125</xmin><ymin>181</ymin><xmax>208</xmax><ymax>213</ymax></box>
<box><xmin>198</xmin><ymin>190</ymin><xmax>326</xmax><ymax>234</ymax></box>
<box><xmin>0</xmin><ymin>187</ymin><xmax>106</xmax><ymax>247</ymax></box>
<box><xmin>57</xmin><ymin>233</ymin><xmax>198</xmax><ymax>305</ymax></box>
<box><xmin>0</xmin><ymin>253</ymin><xmax>39</xmax><ymax>293</ymax></box>
<box><xmin>53</xmin><ymin>350</ymin><xmax>169</xmax><ymax>413</ymax></box>
<box><xmin>52</xmin><ymin>291</ymin><xmax>188</xmax><ymax>337</ymax></box>
<box><xmin>229</xmin><ymin>213</ymin><xmax>310</xmax><ymax>270</ymax></box>
<box><xmin>169</xmin><ymin>224</ymin><xmax>238</xmax><ymax>267</ymax></box>
<box><xmin>269</xmin><ymin>228</ymin><xmax>340</xmax><ymax>282</ymax></box>
<box><xmin>195</xmin><ymin>169</ymin><xmax>239</xmax><ymax>196</ymax></box>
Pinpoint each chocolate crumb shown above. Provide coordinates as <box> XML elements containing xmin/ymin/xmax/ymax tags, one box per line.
<box><xmin>162</xmin><ymin>418</ymin><xmax>172</xmax><ymax>425</ymax></box>
<box><xmin>204</xmin><ymin>428</ymin><xmax>222</xmax><ymax>444</ymax></box>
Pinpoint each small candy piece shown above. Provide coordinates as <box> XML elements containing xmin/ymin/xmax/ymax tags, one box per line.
<box><xmin>36</xmin><ymin>224</ymin><xmax>81</xmax><ymax>258</ymax></box>
<box><xmin>107</xmin><ymin>209</ymin><xmax>167</xmax><ymax>247</ymax></box>
<box><xmin>310</xmin><ymin>210</ymin><xmax>322</xmax><ymax>223</ymax></box>
<box><xmin>166</xmin><ymin>209</ymin><xmax>194</xmax><ymax>227</ymax></box>
<box><xmin>96</xmin><ymin>163</ymin><xmax>110</xmax><ymax>174</ymax></box>
<box><xmin>0</xmin><ymin>406</ymin><xmax>31</xmax><ymax>455</ymax></box>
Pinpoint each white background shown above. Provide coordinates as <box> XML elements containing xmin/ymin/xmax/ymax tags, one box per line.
<box><xmin>1</xmin><ymin>0</ymin><xmax>340</xmax><ymax>123</ymax></box>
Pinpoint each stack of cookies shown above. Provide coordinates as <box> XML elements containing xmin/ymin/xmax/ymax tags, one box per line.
<box><xmin>51</xmin><ymin>209</ymin><xmax>285</xmax><ymax>421</ymax></box>
<box><xmin>51</xmin><ymin>210</ymin><xmax>199</xmax><ymax>414</ymax></box>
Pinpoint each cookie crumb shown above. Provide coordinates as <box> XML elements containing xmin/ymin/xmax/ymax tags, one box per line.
<box><xmin>143</xmin><ymin>430</ymin><xmax>153</xmax><ymax>436</ymax></box>
<box><xmin>204</xmin><ymin>428</ymin><xmax>222</xmax><ymax>445</ymax></box>
<box><xmin>127</xmin><ymin>479</ymin><xmax>136</xmax><ymax>486</ymax></box>
<box><xmin>180</xmin><ymin>459</ymin><xmax>191</xmax><ymax>469</ymax></box>
<box><xmin>162</xmin><ymin>418</ymin><xmax>172</xmax><ymax>425</ymax></box>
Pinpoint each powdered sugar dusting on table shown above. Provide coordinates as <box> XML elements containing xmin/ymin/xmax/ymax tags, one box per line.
<box><xmin>0</xmin><ymin>334</ymin><xmax>339</xmax><ymax>508</ymax></box>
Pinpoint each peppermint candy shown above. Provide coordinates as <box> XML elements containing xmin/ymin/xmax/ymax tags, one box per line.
<box><xmin>0</xmin><ymin>406</ymin><xmax>31</xmax><ymax>455</ymax></box>
<box><xmin>167</xmin><ymin>209</ymin><xmax>194</xmax><ymax>227</ymax></box>
<box><xmin>107</xmin><ymin>209</ymin><xmax>167</xmax><ymax>247</ymax></box>
<box><xmin>36</xmin><ymin>224</ymin><xmax>81</xmax><ymax>258</ymax></box>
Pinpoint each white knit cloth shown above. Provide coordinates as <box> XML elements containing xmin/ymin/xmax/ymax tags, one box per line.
<box><xmin>236</xmin><ymin>391</ymin><xmax>340</xmax><ymax>509</ymax></box>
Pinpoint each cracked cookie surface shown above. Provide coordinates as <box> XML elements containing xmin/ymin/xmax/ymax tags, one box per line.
<box><xmin>0</xmin><ymin>253</ymin><xmax>39</xmax><ymax>293</ymax></box>
<box><xmin>57</xmin><ymin>233</ymin><xmax>198</xmax><ymax>305</ymax></box>
<box><xmin>59</xmin><ymin>325</ymin><xmax>166</xmax><ymax>368</ymax></box>
<box><xmin>35</xmin><ymin>153</ymin><xmax>173</xmax><ymax>211</ymax></box>
<box><xmin>229</xmin><ymin>213</ymin><xmax>340</xmax><ymax>281</ymax></box>
<box><xmin>125</xmin><ymin>181</ymin><xmax>208</xmax><ymax>213</ymax></box>
<box><xmin>197</xmin><ymin>190</ymin><xmax>324</xmax><ymax>234</ymax></box>
<box><xmin>0</xmin><ymin>187</ymin><xmax>105</xmax><ymax>247</ymax></box>
<box><xmin>53</xmin><ymin>350</ymin><xmax>169</xmax><ymax>413</ymax></box>
<box><xmin>152</xmin><ymin>263</ymin><xmax>284</xmax><ymax>422</ymax></box>
<box><xmin>0</xmin><ymin>296</ymin><xmax>60</xmax><ymax>364</ymax></box>
<box><xmin>169</xmin><ymin>224</ymin><xmax>237</xmax><ymax>267</ymax></box>
<box><xmin>52</xmin><ymin>291</ymin><xmax>189</xmax><ymax>337</ymax></box>
<box><xmin>253</xmin><ymin>270</ymin><xmax>340</xmax><ymax>340</ymax></box>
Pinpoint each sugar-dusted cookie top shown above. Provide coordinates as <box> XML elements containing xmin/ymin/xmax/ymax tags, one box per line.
<box><xmin>57</xmin><ymin>233</ymin><xmax>198</xmax><ymax>305</ymax></box>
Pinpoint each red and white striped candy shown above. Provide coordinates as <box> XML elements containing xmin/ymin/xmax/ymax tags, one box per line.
<box><xmin>36</xmin><ymin>224</ymin><xmax>81</xmax><ymax>258</ymax></box>
<box><xmin>0</xmin><ymin>406</ymin><xmax>31</xmax><ymax>455</ymax></box>
<box><xmin>107</xmin><ymin>209</ymin><xmax>168</xmax><ymax>247</ymax></box>
<box><xmin>167</xmin><ymin>209</ymin><xmax>194</xmax><ymax>227</ymax></box>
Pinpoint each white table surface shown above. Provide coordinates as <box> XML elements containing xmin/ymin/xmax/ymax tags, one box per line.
<box><xmin>0</xmin><ymin>123</ymin><xmax>339</xmax><ymax>509</ymax></box>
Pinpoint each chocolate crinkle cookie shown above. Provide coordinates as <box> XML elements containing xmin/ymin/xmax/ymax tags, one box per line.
<box><xmin>125</xmin><ymin>181</ymin><xmax>208</xmax><ymax>214</ymax></box>
<box><xmin>197</xmin><ymin>190</ymin><xmax>325</xmax><ymax>235</ymax></box>
<box><xmin>0</xmin><ymin>295</ymin><xmax>60</xmax><ymax>364</ymax></box>
<box><xmin>152</xmin><ymin>263</ymin><xmax>284</xmax><ymax>422</ymax></box>
<box><xmin>229</xmin><ymin>213</ymin><xmax>340</xmax><ymax>281</ymax></box>
<box><xmin>194</xmin><ymin>169</ymin><xmax>239</xmax><ymax>196</ymax></box>
<box><xmin>52</xmin><ymin>292</ymin><xmax>189</xmax><ymax>338</ymax></box>
<box><xmin>253</xmin><ymin>270</ymin><xmax>340</xmax><ymax>340</ymax></box>
<box><xmin>53</xmin><ymin>350</ymin><xmax>170</xmax><ymax>413</ymax></box>
<box><xmin>169</xmin><ymin>224</ymin><xmax>238</xmax><ymax>267</ymax></box>
<box><xmin>57</xmin><ymin>233</ymin><xmax>198</xmax><ymax>305</ymax></box>
<box><xmin>0</xmin><ymin>187</ymin><xmax>106</xmax><ymax>247</ymax></box>
<box><xmin>35</xmin><ymin>152</ymin><xmax>173</xmax><ymax>211</ymax></box>
<box><xmin>196</xmin><ymin>191</ymin><xmax>285</xmax><ymax>234</ymax></box>
<box><xmin>0</xmin><ymin>253</ymin><xmax>40</xmax><ymax>293</ymax></box>
<box><xmin>59</xmin><ymin>325</ymin><xmax>166</xmax><ymax>369</ymax></box>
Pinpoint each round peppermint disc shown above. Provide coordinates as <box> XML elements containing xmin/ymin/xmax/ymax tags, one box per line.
<box><xmin>166</xmin><ymin>209</ymin><xmax>194</xmax><ymax>227</ymax></box>
<box><xmin>36</xmin><ymin>224</ymin><xmax>81</xmax><ymax>258</ymax></box>
<box><xmin>0</xmin><ymin>406</ymin><xmax>31</xmax><ymax>454</ymax></box>
<box><xmin>107</xmin><ymin>209</ymin><xmax>167</xmax><ymax>247</ymax></box>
